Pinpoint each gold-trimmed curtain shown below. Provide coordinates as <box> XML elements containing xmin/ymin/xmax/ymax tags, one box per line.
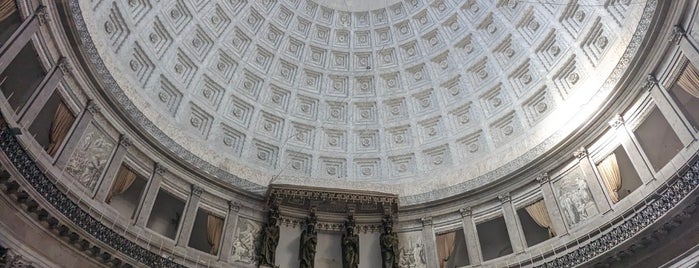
<box><xmin>45</xmin><ymin>101</ymin><xmax>75</xmax><ymax>156</ymax></box>
<box><xmin>524</xmin><ymin>200</ymin><xmax>556</xmax><ymax>237</ymax></box>
<box><xmin>598</xmin><ymin>153</ymin><xmax>622</xmax><ymax>203</ymax></box>
<box><xmin>436</xmin><ymin>232</ymin><xmax>456</xmax><ymax>268</ymax></box>
<box><xmin>0</xmin><ymin>0</ymin><xmax>17</xmax><ymax>22</ymax></box>
<box><xmin>105</xmin><ymin>165</ymin><xmax>137</xmax><ymax>203</ymax></box>
<box><xmin>207</xmin><ymin>214</ymin><xmax>224</xmax><ymax>255</ymax></box>
<box><xmin>677</xmin><ymin>64</ymin><xmax>699</xmax><ymax>99</ymax></box>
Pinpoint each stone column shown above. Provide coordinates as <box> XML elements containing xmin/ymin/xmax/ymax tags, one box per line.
<box><xmin>93</xmin><ymin>135</ymin><xmax>131</xmax><ymax>201</ymax></box>
<box><xmin>18</xmin><ymin>58</ymin><xmax>67</xmax><ymax>126</ymax></box>
<box><xmin>0</xmin><ymin>6</ymin><xmax>44</xmax><ymax>74</ymax></box>
<box><xmin>134</xmin><ymin>163</ymin><xmax>165</xmax><ymax>227</ymax></box>
<box><xmin>574</xmin><ymin>148</ymin><xmax>613</xmax><ymax>213</ymax></box>
<box><xmin>54</xmin><ymin>101</ymin><xmax>98</xmax><ymax>167</ymax></box>
<box><xmin>218</xmin><ymin>201</ymin><xmax>240</xmax><ymax>261</ymax></box>
<box><xmin>646</xmin><ymin>75</ymin><xmax>695</xmax><ymax>145</ymax></box>
<box><xmin>176</xmin><ymin>185</ymin><xmax>203</xmax><ymax>247</ymax></box>
<box><xmin>535</xmin><ymin>173</ymin><xmax>568</xmax><ymax>236</ymax></box>
<box><xmin>420</xmin><ymin>217</ymin><xmax>438</xmax><ymax>268</ymax></box>
<box><xmin>459</xmin><ymin>207</ymin><xmax>482</xmax><ymax>265</ymax></box>
<box><xmin>673</xmin><ymin>26</ymin><xmax>699</xmax><ymax>69</ymax></box>
<box><xmin>499</xmin><ymin>193</ymin><xmax>525</xmax><ymax>254</ymax></box>
<box><xmin>609</xmin><ymin>115</ymin><xmax>654</xmax><ymax>183</ymax></box>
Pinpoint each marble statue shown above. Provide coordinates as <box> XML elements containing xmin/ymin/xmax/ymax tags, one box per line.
<box><xmin>258</xmin><ymin>205</ymin><xmax>280</xmax><ymax>267</ymax></box>
<box><xmin>380</xmin><ymin>216</ymin><xmax>400</xmax><ymax>268</ymax></box>
<box><xmin>299</xmin><ymin>210</ymin><xmax>318</xmax><ymax>268</ymax></box>
<box><xmin>341</xmin><ymin>215</ymin><xmax>359</xmax><ymax>268</ymax></box>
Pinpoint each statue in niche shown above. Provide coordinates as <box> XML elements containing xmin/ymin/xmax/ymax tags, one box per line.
<box><xmin>341</xmin><ymin>214</ymin><xmax>360</xmax><ymax>268</ymax></box>
<box><xmin>258</xmin><ymin>203</ymin><xmax>280</xmax><ymax>267</ymax></box>
<box><xmin>299</xmin><ymin>209</ymin><xmax>318</xmax><ymax>268</ymax></box>
<box><xmin>380</xmin><ymin>215</ymin><xmax>400</xmax><ymax>268</ymax></box>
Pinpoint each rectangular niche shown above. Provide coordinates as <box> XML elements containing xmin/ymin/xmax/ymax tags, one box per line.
<box><xmin>436</xmin><ymin>229</ymin><xmax>470</xmax><ymax>267</ymax></box>
<box><xmin>0</xmin><ymin>41</ymin><xmax>46</xmax><ymax>112</ymax></box>
<box><xmin>516</xmin><ymin>200</ymin><xmax>554</xmax><ymax>247</ymax></box>
<box><xmin>146</xmin><ymin>188</ymin><xmax>185</xmax><ymax>240</ymax></box>
<box><xmin>28</xmin><ymin>92</ymin><xmax>76</xmax><ymax>156</ymax></box>
<box><xmin>669</xmin><ymin>62</ymin><xmax>699</xmax><ymax>132</ymax></box>
<box><xmin>188</xmin><ymin>208</ymin><xmax>224</xmax><ymax>255</ymax></box>
<box><xmin>476</xmin><ymin>216</ymin><xmax>512</xmax><ymax>261</ymax></box>
<box><xmin>596</xmin><ymin>146</ymin><xmax>642</xmax><ymax>203</ymax></box>
<box><xmin>633</xmin><ymin>107</ymin><xmax>684</xmax><ymax>172</ymax></box>
<box><xmin>105</xmin><ymin>165</ymin><xmax>147</xmax><ymax>219</ymax></box>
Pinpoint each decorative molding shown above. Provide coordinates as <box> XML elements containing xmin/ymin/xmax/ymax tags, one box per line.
<box><xmin>498</xmin><ymin>193</ymin><xmax>511</xmax><ymax>203</ymax></box>
<box><xmin>573</xmin><ymin>147</ymin><xmax>588</xmax><ymax>159</ymax></box>
<box><xmin>228</xmin><ymin>201</ymin><xmax>241</xmax><ymax>212</ymax></box>
<box><xmin>191</xmin><ymin>185</ymin><xmax>203</xmax><ymax>197</ymax></box>
<box><xmin>459</xmin><ymin>207</ymin><xmax>472</xmax><ymax>217</ymax></box>
<box><xmin>671</xmin><ymin>25</ymin><xmax>686</xmax><ymax>43</ymax></box>
<box><xmin>536</xmin><ymin>172</ymin><xmax>551</xmax><ymax>184</ymax></box>
<box><xmin>154</xmin><ymin>163</ymin><xmax>166</xmax><ymax>175</ymax></box>
<box><xmin>36</xmin><ymin>5</ymin><xmax>48</xmax><ymax>25</ymax></box>
<box><xmin>85</xmin><ymin>100</ymin><xmax>100</xmax><ymax>115</ymax></box>
<box><xmin>118</xmin><ymin>135</ymin><xmax>131</xmax><ymax>148</ymax></box>
<box><xmin>421</xmin><ymin>217</ymin><xmax>433</xmax><ymax>226</ymax></box>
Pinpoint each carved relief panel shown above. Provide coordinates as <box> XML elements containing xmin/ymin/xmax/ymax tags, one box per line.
<box><xmin>231</xmin><ymin>218</ymin><xmax>261</xmax><ymax>264</ymax></box>
<box><xmin>64</xmin><ymin>124</ymin><xmax>116</xmax><ymax>191</ymax></box>
<box><xmin>553</xmin><ymin>167</ymin><xmax>599</xmax><ymax>228</ymax></box>
<box><xmin>397</xmin><ymin>231</ymin><xmax>427</xmax><ymax>268</ymax></box>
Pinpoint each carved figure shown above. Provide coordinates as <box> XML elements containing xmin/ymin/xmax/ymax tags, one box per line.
<box><xmin>299</xmin><ymin>211</ymin><xmax>318</xmax><ymax>268</ymax></box>
<box><xmin>258</xmin><ymin>205</ymin><xmax>280</xmax><ymax>267</ymax></box>
<box><xmin>232</xmin><ymin>220</ymin><xmax>260</xmax><ymax>264</ymax></box>
<box><xmin>380</xmin><ymin>216</ymin><xmax>400</xmax><ymax>268</ymax></box>
<box><xmin>341</xmin><ymin>215</ymin><xmax>359</xmax><ymax>268</ymax></box>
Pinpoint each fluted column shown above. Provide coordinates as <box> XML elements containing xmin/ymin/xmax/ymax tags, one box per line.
<box><xmin>459</xmin><ymin>207</ymin><xmax>482</xmax><ymax>265</ymax></box>
<box><xmin>499</xmin><ymin>193</ymin><xmax>525</xmax><ymax>254</ymax></box>
<box><xmin>536</xmin><ymin>173</ymin><xmax>568</xmax><ymax>236</ymax></box>
<box><xmin>420</xmin><ymin>217</ymin><xmax>438</xmax><ymax>268</ymax></box>
<box><xmin>54</xmin><ymin>101</ymin><xmax>98</xmax><ymax>167</ymax></box>
<box><xmin>218</xmin><ymin>201</ymin><xmax>240</xmax><ymax>261</ymax></box>
<box><xmin>93</xmin><ymin>135</ymin><xmax>131</xmax><ymax>201</ymax></box>
<box><xmin>0</xmin><ymin>6</ymin><xmax>44</xmax><ymax>74</ymax></box>
<box><xmin>646</xmin><ymin>75</ymin><xmax>695</xmax><ymax>145</ymax></box>
<box><xmin>18</xmin><ymin>58</ymin><xmax>67</xmax><ymax>126</ymax></box>
<box><xmin>134</xmin><ymin>163</ymin><xmax>165</xmax><ymax>226</ymax></box>
<box><xmin>176</xmin><ymin>185</ymin><xmax>202</xmax><ymax>247</ymax></box>
<box><xmin>609</xmin><ymin>115</ymin><xmax>654</xmax><ymax>183</ymax></box>
<box><xmin>574</xmin><ymin>148</ymin><xmax>612</xmax><ymax>213</ymax></box>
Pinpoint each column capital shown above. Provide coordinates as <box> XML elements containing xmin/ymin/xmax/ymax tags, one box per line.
<box><xmin>459</xmin><ymin>207</ymin><xmax>472</xmax><ymax>217</ymax></box>
<box><xmin>420</xmin><ymin>217</ymin><xmax>433</xmax><ymax>226</ymax></box>
<box><xmin>228</xmin><ymin>201</ymin><xmax>241</xmax><ymax>212</ymax></box>
<box><xmin>36</xmin><ymin>5</ymin><xmax>49</xmax><ymax>25</ymax></box>
<box><xmin>573</xmin><ymin>147</ymin><xmax>588</xmax><ymax>159</ymax></box>
<box><xmin>86</xmin><ymin>100</ymin><xmax>101</xmax><ymax>115</ymax></box>
<box><xmin>671</xmin><ymin>25</ymin><xmax>686</xmax><ymax>43</ymax></box>
<box><xmin>609</xmin><ymin>115</ymin><xmax>624</xmax><ymax>128</ymax></box>
<box><xmin>118</xmin><ymin>135</ymin><xmax>132</xmax><ymax>148</ymax></box>
<box><xmin>154</xmin><ymin>163</ymin><xmax>166</xmax><ymax>175</ymax></box>
<box><xmin>191</xmin><ymin>185</ymin><xmax>204</xmax><ymax>197</ymax></box>
<box><xmin>536</xmin><ymin>172</ymin><xmax>550</xmax><ymax>184</ymax></box>
<box><xmin>498</xmin><ymin>193</ymin><xmax>511</xmax><ymax>203</ymax></box>
<box><xmin>57</xmin><ymin>57</ymin><xmax>71</xmax><ymax>75</ymax></box>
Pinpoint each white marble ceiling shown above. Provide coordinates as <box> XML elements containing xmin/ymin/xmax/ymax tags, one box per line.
<box><xmin>78</xmin><ymin>0</ymin><xmax>649</xmax><ymax>200</ymax></box>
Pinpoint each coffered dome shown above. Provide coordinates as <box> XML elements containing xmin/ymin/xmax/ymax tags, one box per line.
<box><xmin>76</xmin><ymin>0</ymin><xmax>649</xmax><ymax>203</ymax></box>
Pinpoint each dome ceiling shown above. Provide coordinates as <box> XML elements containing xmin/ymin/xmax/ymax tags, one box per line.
<box><xmin>76</xmin><ymin>0</ymin><xmax>650</xmax><ymax>202</ymax></box>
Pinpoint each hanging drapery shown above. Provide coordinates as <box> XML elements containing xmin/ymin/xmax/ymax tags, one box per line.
<box><xmin>597</xmin><ymin>153</ymin><xmax>622</xmax><ymax>203</ymax></box>
<box><xmin>436</xmin><ymin>231</ymin><xmax>456</xmax><ymax>268</ymax></box>
<box><xmin>105</xmin><ymin>165</ymin><xmax>137</xmax><ymax>203</ymax></box>
<box><xmin>524</xmin><ymin>200</ymin><xmax>556</xmax><ymax>237</ymax></box>
<box><xmin>0</xmin><ymin>0</ymin><xmax>17</xmax><ymax>22</ymax></box>
<box><xmin>45</xmin><ymin>101</ymin><xmax>75</xmax><ymax>156</ymax></box>
<box><xmin>207</xmin><ymin>214</ymin><xmax>224</xmax><ymax>255</ymax></box>
<box><xmin>677</xmin><ymin>64</ymin><xmax>699</xmax><ymax>99</ymax></box>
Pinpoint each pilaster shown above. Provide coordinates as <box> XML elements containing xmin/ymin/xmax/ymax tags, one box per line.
<box><xmin>54</xmin><ymin>101</ymin><xmax>98</xmax><ymax>167</ymax></box>
<box><xmin>575</xmin><ymin>148</ymin><xmax>613</xmax><ymax>213</ymax></box>
<box><xmin>18</xmin><ymin>57</ymin><xmax>66</xmax><ymax>127</ymax></box>
<box><xmin>420</xmin><ymin>217</ymin><xmax>438</xmax><ymax>268</ymax></box>
<box><xmin>175</xmin><ymin>185</ymin><xmax>203</xmax><ymax>247</ymax></box>
<box><xmin>459</xmin><ymin>207</ymin><xmax>482</xmax><ymax>265</ymax></box>
<box><xmin>498</xmin><ymin>193</ymin><xmax>525</xmax><ymax>254</ymax></box>
<box><xmin>609</xmin><ymin>115</ymin><xmax>655</xmax><ymax>183</ymax></box>
<box><xmin>646</xmin><ymin>74</ymin><xmax>695</xmax><ymax>146</ymax></box>
<box><xmin>536</xmin><ymin>173</ymin><xmax>568</xmax><ymax>236</ymax></box>
<box><xmin>218</xmin><ymin>201</ymin><xmax>240</xmax><ymax>261</ymax></box>
<box><xmin>134</xmin><ymin>163</ymin><xmax>165</xmax><ymax>227</ymax></box>
<box><xmin>93</xmin><ymin>135</ymin><xmax>131</xmax><ymax>201</ymax></box>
